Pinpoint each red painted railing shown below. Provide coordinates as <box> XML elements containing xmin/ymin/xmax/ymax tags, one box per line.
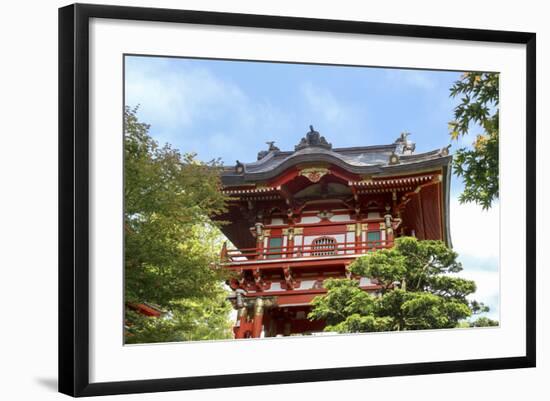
<box><xmin>223</xmin><ymin>240</ymin><xmax>393</xmax><ymax>262</ymax></box>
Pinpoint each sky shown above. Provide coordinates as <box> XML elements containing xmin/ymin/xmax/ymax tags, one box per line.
<box><xmin>125</xmin><ymin>55</ymin><xmax>499</xmax><ymax>321</ymax></box>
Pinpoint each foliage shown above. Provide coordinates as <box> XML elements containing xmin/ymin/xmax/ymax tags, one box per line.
<box><xmin>469</xmin><ymin>316</ymin><xmax>499</xmax><ymax>328</ymax></box>
<box><xmin>448</xmin><ymin>72</ymin><xmax>499</xmax><ymax>210</ymax></box>
<box><xmin>124</xmin><ymin>106</ymin><xmax>233</xmax><ymax>344</ymax></box>
<box><xmin>125</xmin><ymin>299</ymin><xmax>233</xmax><ymax>344</ymax></box>
<box><xmin>309</xmin><ymin>237</ymin><xmax>497</xmax><ymax>332</ymax></box>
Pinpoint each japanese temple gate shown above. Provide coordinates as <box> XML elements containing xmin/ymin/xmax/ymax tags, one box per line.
<box><xmin>219</xmin><ymin>127</ymin><xmax>452</xmax><ymax>338</ymax></box>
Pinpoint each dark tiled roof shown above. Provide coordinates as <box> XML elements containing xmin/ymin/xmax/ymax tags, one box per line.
<box><xmin>222</xmin><ymin>128</ymin><xmax>451</xmax><ymax>186</ymax></box>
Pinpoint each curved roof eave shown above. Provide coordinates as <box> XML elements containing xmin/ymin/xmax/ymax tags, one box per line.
<box><xmin>221</xmin><ymin>153</ymin><xmax>452</xmax><ymax>186</ymax></box>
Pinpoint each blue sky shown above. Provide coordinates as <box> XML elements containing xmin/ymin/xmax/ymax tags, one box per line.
<box><xmin>125</xmin><ymin>55</ymin><xmax>499</xmax><ymax>322</ymax></box>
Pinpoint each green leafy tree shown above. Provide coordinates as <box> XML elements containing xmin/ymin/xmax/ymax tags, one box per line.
<box><xmin>124</xmin><ymin>106</ymin><xmax>233</xmax><ymax>344</ymax></box>
<box><xmin>448</xmin><ymin>72</ymin><xmax>499</xmax><ymax>210</ymax></box>
<box><xmin>309</xmin><ymin>237</ymin><xmax>497</xmax><ymax>332</ymax></box>
<box><xmin>469</xmin><ymin>316</ymin><xmax>499</xmax><ymax>328</ymax></box>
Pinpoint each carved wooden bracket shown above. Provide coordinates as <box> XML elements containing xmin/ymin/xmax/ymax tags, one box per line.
<box><xmin>282</xmin><ymin>266</ymin><xmax>298</xmax><ymax>290</ymax></box>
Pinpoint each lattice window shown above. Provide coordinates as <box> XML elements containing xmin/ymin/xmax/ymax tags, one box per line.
<box><xmin>267</xmin><ymin>237</ymin><xmax>283</xmax><ymax>259</ymax></box>
<box><xmin>311</xmin><ymin>237</ymin><xmax>337</xmax><ymax>256</ymax></box>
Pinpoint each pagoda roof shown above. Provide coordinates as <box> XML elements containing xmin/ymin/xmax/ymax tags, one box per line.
<box><xmin>221</xmin><ymin>127</ymin><xmax>452</xmax><ymax>187</ymax></box>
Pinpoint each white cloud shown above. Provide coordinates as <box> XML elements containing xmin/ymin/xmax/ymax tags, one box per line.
<box><xmin>450</xmin><ymin>196</ymin><xmax>500</xmax><ymax>317</ymax></box>
<box><xmin>385</xmin><ymin>69</ymin><xmax>437</xmax><ymax>90</ymax></box>
<box><xmin>458</xmin><ymin>269</ymin><xmax>499</xmax><ymax>306</ymax></box>
<box><xmin>450</xmin><ymin>197</ymin><xmax>500</xmax><ymax>260</ymax></box>
<box><xmin>125</xmin><ymin>58</ymin><xmax>294</xmax><ymax>162</ymax></box>
<box><xmin>125</xmin><ymin>60</ymin><xmax>249</xmax><ymax>129</ymax></box>
<box><xmin>301</xmin><ymin>82</ymin><xmax>351</xmax><ymax>123</ymax></box>
<box><xmin>460</xmin><ymin>271</ymin><xmax>499</xmax><ymax>321</ymax></box>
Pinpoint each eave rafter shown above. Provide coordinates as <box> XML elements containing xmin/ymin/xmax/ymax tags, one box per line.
<box><xmin>349</xmin><ymin>173</ymin><xmax>435</xmax><ymax>188</ymax></box>
<box><xmin>395</xmin><ymin>174</ymin><xmax>443</xmax><ymax>212</ymax></box>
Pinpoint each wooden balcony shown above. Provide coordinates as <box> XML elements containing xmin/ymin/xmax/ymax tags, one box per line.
<box><xmin>222</xmin><ymin>240</ymin><xmax>393</xmax><ymax>265</ymax></box>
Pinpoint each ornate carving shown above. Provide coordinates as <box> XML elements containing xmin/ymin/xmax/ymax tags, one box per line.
<box><xmin>394</xmin><ymin>132</ymin><xmax>416</xmax><ymax>154</ymax></box>
<box><xmin>295</xmin><ymin>125</ymin><xmax>332</xmax><ymax>151</ymax></box>
<box><xmin>282</xmin><ymin>267</ymin><xmax>298</xmax><ymax>290</ymax></box>
<box><xmin>299</xmin><ymin>167</ymin><xmax>329</xmax><ymax>183</ymax></box>
<box><xmin>392</xmin><ymin>217</ymin><xmax>403</xmax><ymax>231</ymax></box>
<box><xmin>228</xmin><ymin>277</ymin><xmax>240</xmax><ymax>290</ymax></box>
<box><xmin>235</xmin><ymin>160</ymin><xmax>245</xmax><ymax>174</ymax></box>
<box><xmin>317</xmin><ymin>210</ymin><xmax>334</xmax><ymax>220</ymax></box>
<box><xmin>389</xmin><ymin>152</ymin><xmax>400</xmax><ymax>165</ymax></box>
<box><xmin>253</xmin><ymin>222</ymin><xmax>264</xmax><ymax>241</ymax></box>
<box><xmin>282</xmin><ymin>228</ymin><xmax>296</xmax><ymax>241</ymax></box>
<box><xmin>257</xmin><ymin>141</ymin><xmax>280</xmax><ymax>160</ymax></box>
<box><xmin>237</xmin><ymin>268</ymin><xmax>246</xmax><ymax>288</ymax></box>
<box><xmin>439</xmin><ymin>144</ymin><xmax>451</xmax><ymax>157</ymax></box>
<box><xmin>253</xmin><ymin>268</ymin><xmax>270</xmax><ymax>291</ymax></box>
<box><xmin>267</xmin><ymin>141</ymin><xmax>280</xmax><ymax>152</ymax></box>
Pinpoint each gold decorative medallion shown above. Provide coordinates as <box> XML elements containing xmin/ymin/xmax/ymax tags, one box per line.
<box><xmin>299</xmin><ymin>167</ymin><xmax>329</xmax><ymax>183</ymax></box>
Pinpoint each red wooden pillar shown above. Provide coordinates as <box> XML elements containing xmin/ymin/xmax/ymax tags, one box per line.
<box><xmin>233</xmin><ymin>307</ymin><xmax>249</xmax><ymax>339</ymax></box>
<box><xmin>251</xmin><ymin>298</ymin><xmax>264</xmax><ymax>338</ymax></box>
<box><xmin>386</xmin><ymin>225</ymin><xmax>395</xmax><ymax>244</ymax></box>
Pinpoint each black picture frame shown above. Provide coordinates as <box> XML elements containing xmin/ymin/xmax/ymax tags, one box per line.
<box><xmin>59</xmin><ymin>3</ymin><xmax>536</xmax><ymax>397</ymax></box>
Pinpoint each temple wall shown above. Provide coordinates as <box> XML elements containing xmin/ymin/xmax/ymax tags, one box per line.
<box><xmin>401</xmin><ymin>182</ymin><xmax>443</xmax><ymax>241</ymax></box>
<box><xmin>421</xmin><ymin>183</ymin><xmax>443</xmax><ymax>240</ymax></box>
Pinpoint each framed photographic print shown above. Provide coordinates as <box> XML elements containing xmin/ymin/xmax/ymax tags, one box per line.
<box><xmin>58</xmin><ymin>3</ymin><xmax>536</xmax><ymax>397</ymax></box>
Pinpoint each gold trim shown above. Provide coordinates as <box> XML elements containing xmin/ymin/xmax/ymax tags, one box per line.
<box><xmin>254</xmin><ymin>298</ymin><xmax>264</xmax><ymax>316</ymax></box>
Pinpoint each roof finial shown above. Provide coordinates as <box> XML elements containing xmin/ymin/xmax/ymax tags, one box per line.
<box><xmin>295</xmin><ymin>125</ymin><xmax>332</xmax><ymax>151</ymax></box>
<box><xmin>266</xmin><ymin>141</ymin><xmax>279</xmax><ymax>151</ymax></box>
<box><xmin>257</xmin><ymin>141</ymin><xmax>280</xmax><ymax>160</ymax></box>
<box><xmin>394</xmin><ymin>131</ymin><xmax>415</xmax><ymax>155</ymax></box>
<box><xmin>235</xmin><ymin>160</ymin><xmax>245</xmax><ymax>174</ymax></box>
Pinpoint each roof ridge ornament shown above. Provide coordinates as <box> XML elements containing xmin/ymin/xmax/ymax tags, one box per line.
<box><xmin>235</xmin><ymin>160</ymin><xmax>245</xmax><ymax>174</ymax></box>
<box><xmin>257</xmin><ymin>141</ymin><xmax>281</xmax><ymax>160</ymax></box>
<box><xmin>394</xmin><ymin>131</ymin><xmax>416</xmax><ymax>155</ymax></box>
<box><xmin>439</xmin><ymin>144</ymin><xmax>451</xmax><ymax>157</ymax></box>
<box><xmin>295</xmin><ymin>125</ymin><xmax>332</xmax><ymax>151</ymax></box>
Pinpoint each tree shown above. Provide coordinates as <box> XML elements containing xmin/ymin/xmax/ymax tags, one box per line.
<box><xmin>124</xmin><ymin>106</ymin><xmax>233</xmax><ymax>344</ymax></box>
<box><xmin>308</xmin><ymin>237</ymin><xmax>497</xmax><ymax>333</ymax></box>
<box><xmin>469</xmin><ymin>316</ymin><xmax>499</xmax><ymax>328</ymax></box>
<box><xmin>448</xmin><ymin>72</ymin><xmax>499</xmax><ymax>210</ymax></box>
